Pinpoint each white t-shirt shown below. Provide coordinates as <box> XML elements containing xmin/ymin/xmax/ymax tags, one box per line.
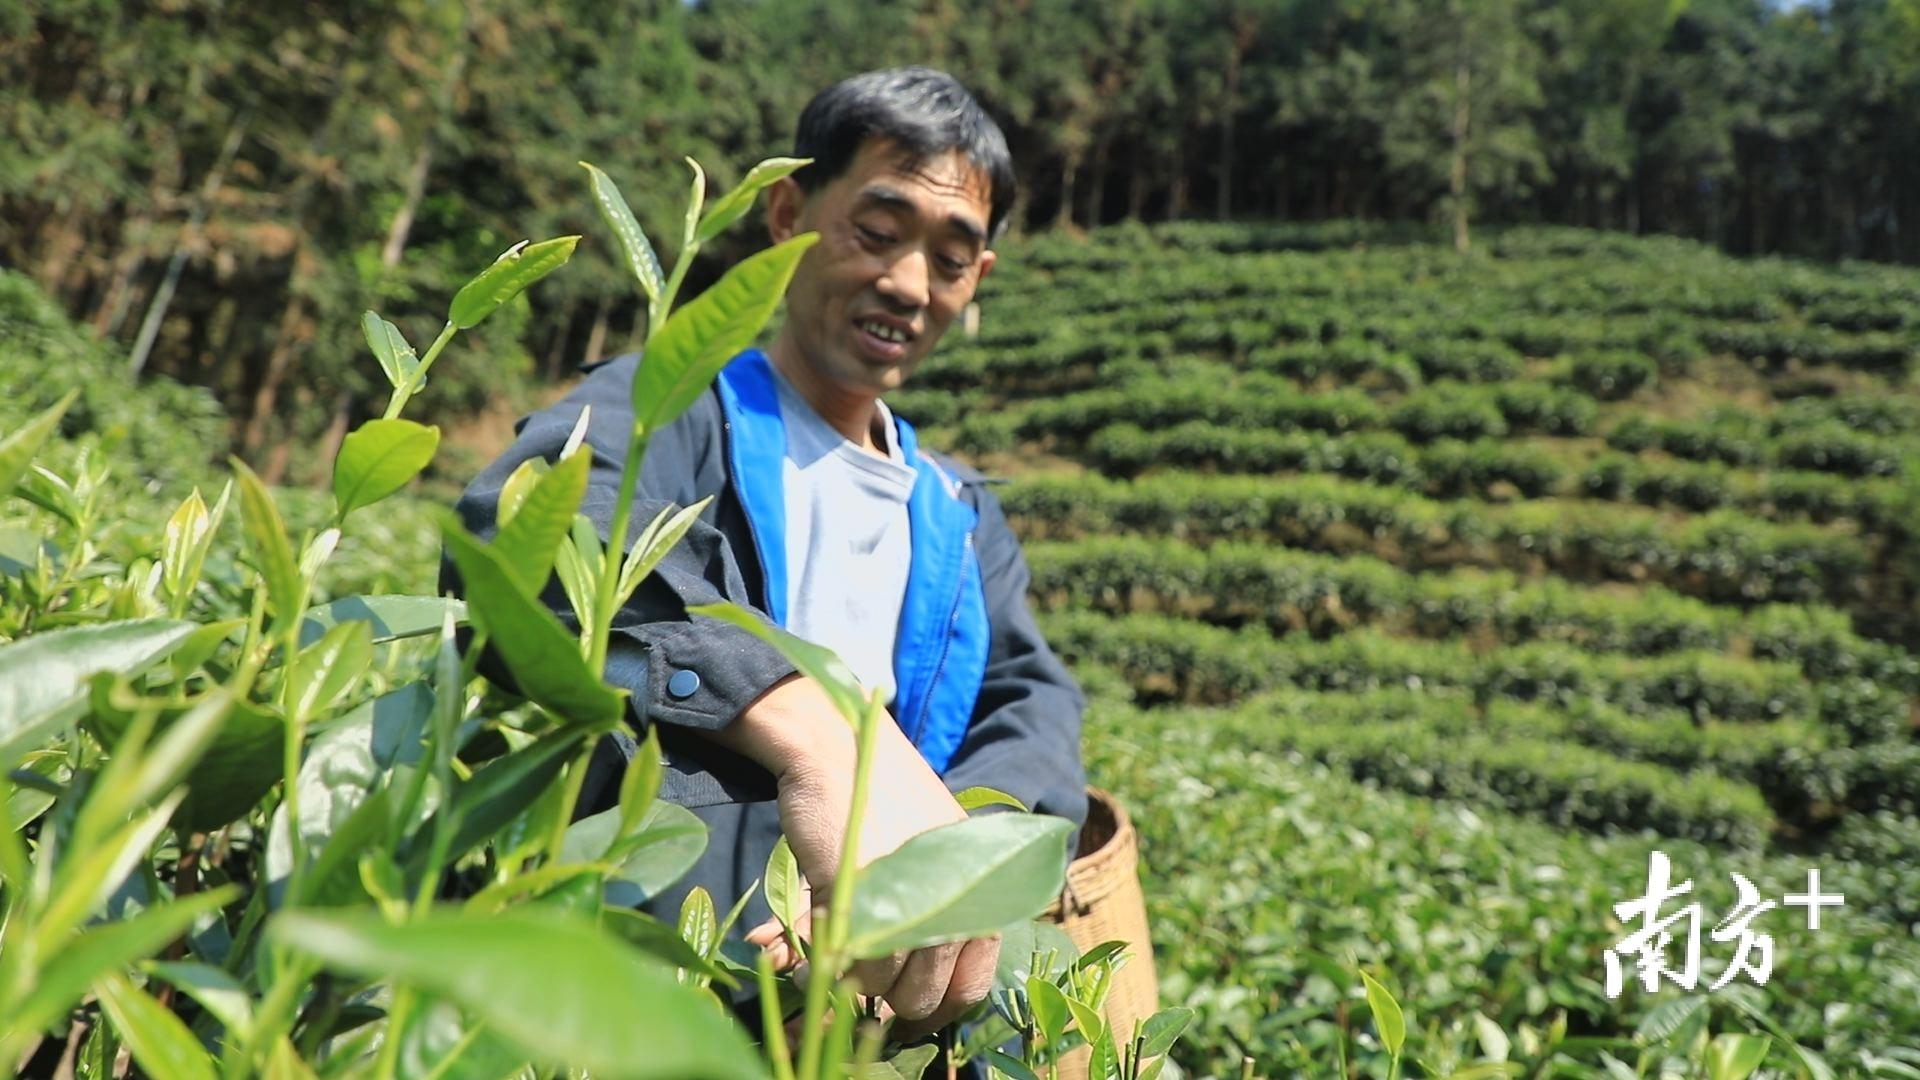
<box><xmin>771</xmin><ymin>368</ymin><xmax>918</xmax><ymax>702</ymax></box>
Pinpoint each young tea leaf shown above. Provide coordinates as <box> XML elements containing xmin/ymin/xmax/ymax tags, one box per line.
<box><xmin>630</xmin><ymin>232</ymin><xmax>818</xmax><ymax>434</ymax></box>
<box><xmin>695</xmin><ymin>157</ymin><xmax>809</xmax><ymax>244</ymax></box>
<box><xmin>333</xmin><ymin>418</ymin><xmax>441</xmax><ymax>519</ymax></box>
<box><xmin>678</xmin><ymin>887</ymin><xmax>719</xmax><ymax>963</ymax></box>
<box><xmin>1359</xmin><ymin>968</ymin><xmax>1407</xmax><ymax>1060</ymax></box>
<box><xmin>94</xmin><ymin>974</ymin><xmax>218</xmax><ymax>1080</ymax></box>
<box><xmin>1707</xmin><ymin>1034</ymin><xmax>1772</xmax><ymax>1080</ymax></box>
<box><xmin>617</xmin><ymin>725</ymin><xmax>664</xmax><ymax>839</ymax></box>
<box><xmin>442</xmin><ymin>521</ymin><xmax>624</xmax><ymax>730</ymax></box>
<box><xmin>448</xmin><ymin>236</ymin><xmax>580</xmax><ymax>330</ymax></box>
<box><xmin>955</xmin><ymin>787</ymin><xmax>1028</xmax><ymax>813</ymax></box>
<box><xmin>582</xmin><ymin>163</ymin><xmax>666</xmax><ymax>309</ymax></box>
<box><xmin>763</xmin><ymin>835</ymin><xmax>804</xmax><ymax>935</ymax></box>
<box><xmin>0</xmin><ymin>388</ymin><xmax>78</xmax><ymax>501</ymax></box>
<box><xmin>361</xmin><ymin>311</ymin><xmax>420</xmax><ymax>390</ymax></box>
<box><xmin>286</xmin><ymin>619</ymin><xmax>374</xmax><ymax>724</ymax></box>
<box><xmin>232</xmin><ymin>458</ymin><xmax>304</xmax><ymax>626</ymax></box>
<box><xmin>1139</xmin><ymin>1007</ymin><xmax>1194</xmax><ymax>1059</ymax></box>
<box><xmin>491</xmin><ymin>448</ymin><xmax>590</xmax><ymax>597</ymax></box>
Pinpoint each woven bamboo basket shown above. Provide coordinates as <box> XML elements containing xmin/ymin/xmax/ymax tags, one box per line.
<box><xmin>1042</xmin><ymin>788</ymin><xmax>1157</xmax><ymax>1080</ymax></box>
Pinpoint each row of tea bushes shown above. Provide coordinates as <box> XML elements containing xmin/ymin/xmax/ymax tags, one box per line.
<box><xmin>1040</xmin><ymin>612</ymin><xmax>1826</xmax><ymax>728</ymax></box>
<box><xmin>1011</xmin><ymin>486</ymin><xmax>1872</xmax><ymax>606</ymax></box>
<box><xmin>1023</xmin><ymin>535</ymin><xmax>1913</xmax><ymax>699</ymax></box>
<box><xmin>1084</xmin><ymin>698</ymin><xmax>1920</xmax><ymax>1075</ymax></box>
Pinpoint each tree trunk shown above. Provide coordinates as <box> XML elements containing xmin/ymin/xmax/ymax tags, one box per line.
<box><xmin>1126</xmin><ymin>153</ymin><xmax>1149</xmax><ymax>221</ymax></box>
<box><xmin>582</xmin><ymin>295</ymin><xmax>612</xmax><ymax>368</ymax></box>
<box><xmin>33</xmin><ymin>208</ymin><xmax>87</xmax><ymax>301</ymax></box>
<box><xmin>1055</xmin><ymin>147</ymin><xmax>1082</xmax><ymax>230</ymax></box>
<box><xmin>130</xmin><ymin>116</ymin><xmax>249</xmax><ymax>376</ymax></box>
<box><xmin>381</xmin><ymin>143</ymin><xmax>434</xmax><ymax>270</ymax></box>
<box><xmin>1082</xmin><ymin>133</ymin><xmax>1109</xmax><ymax>228</ymax></box>
<box><xmin>241</xmin><ymin>289</ymin><xmax>309</xmax><ymax>459</ymax></box>
<box><xmin>1168</xmin><ymin>140</ymin><xmax>1188</xmax><ymax>222</ymax></box>
<box><xmin>1450</xmin><ymin>60</ymin><xmax>1471</xmax><ymax>254</ymax></box>
<box><xmin>1217</xmin><ymin>16</ymin><xmax>1257</xmax><ymax>221</ymax></box>
<box><xmin>544</xmin><ymin>300</ymin><xmax>577</xmax><ymax>380</ymax></box>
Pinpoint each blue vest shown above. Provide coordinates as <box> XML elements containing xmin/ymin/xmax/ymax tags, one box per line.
<box><xmin>713</xmin><ymin>349</ymin><xmax>989</xmax><ymax>773</ymax></box>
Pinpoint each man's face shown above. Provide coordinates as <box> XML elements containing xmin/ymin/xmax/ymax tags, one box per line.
<box><xmin>767</xmin><ymin>137</ymin><xmax>997</xmax><ymax>398</ymax></box>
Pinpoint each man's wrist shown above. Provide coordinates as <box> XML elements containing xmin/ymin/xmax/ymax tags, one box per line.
<box><xmin>707</xmin><ymin>673</ymin><xmax>858</xmax><ymax>781</ymax></box>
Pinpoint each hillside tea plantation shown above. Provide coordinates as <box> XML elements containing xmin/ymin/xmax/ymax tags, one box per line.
<box><xmin>6</xmin><ymin>217</ymin><xmax>1920</xmax><ymax>1078</ymax></box>
<box><xmin>897</xmin><ymin>223</ymin><xmax>1920</xmax><ymax>1074</ymax></box>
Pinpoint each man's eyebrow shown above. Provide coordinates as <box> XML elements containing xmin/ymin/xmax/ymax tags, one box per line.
<box><xmin>854</xmin><ymin>185</ymin><xmax>988</xmax><ymax>246</ymax></box>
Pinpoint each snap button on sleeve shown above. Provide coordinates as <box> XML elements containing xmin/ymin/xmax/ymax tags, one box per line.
<box><xmin>667</xmin><ymin>668</ymin><xmax>702</xmax><ymax>699</ymax></box>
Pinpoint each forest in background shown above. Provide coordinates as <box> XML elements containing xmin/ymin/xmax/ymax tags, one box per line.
<box><xmin>5</xmin><ymin>0</ymin><xmax>1920</xmax><ymax>479</ymax></box>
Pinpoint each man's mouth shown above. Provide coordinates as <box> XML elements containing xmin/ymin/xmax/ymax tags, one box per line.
<box><xmin>855</xmin><ymin>317</ymin><xmax>913</xmax><ymax>344</ymax></box>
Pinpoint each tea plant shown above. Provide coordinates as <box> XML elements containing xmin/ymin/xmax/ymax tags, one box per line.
<box><xmin>0</xmin><ymin>156</ymin><xmax>1157</xmax><ymax>1079</ymax></box>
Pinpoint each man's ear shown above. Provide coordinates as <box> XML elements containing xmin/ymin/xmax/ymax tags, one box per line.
<box><xmin>766</xmin><ymin>176</ymin><xmax>805</xmax><ymax>243</ymax></box>
<box><xmin>975</xmin><ymin>248</ymin><xmax>997</xmax><ymax>285</ymax></box>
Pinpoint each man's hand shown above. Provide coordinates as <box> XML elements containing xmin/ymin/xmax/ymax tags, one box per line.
<box><xmin>710</xmin><ymin>674</ymin><xmax>1002</xmax><ymax>1034</ymax></box>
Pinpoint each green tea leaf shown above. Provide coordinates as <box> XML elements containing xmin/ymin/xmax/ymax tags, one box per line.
<box><xmin>678</xmin><ymin>887</ymin><xmax>718</xmax><ymax>962</ymax></box>
<box><xmin>564</xmin><ymin>800</ymin><xmax>708</xmax><ymax>908</ymax></box>
<box><xmin>423</xmin><ymin>728</ymin><xmax>587</xmax><ymax>874</ymax></box>
<box><xmin>1064</xmin><ymin>994</ymin><xmax>1106</xmax><ymax>1046</ymax></box>
<box><xmin>850</xmin><ymin>1044</ymin><xmax>940</xmax><ymax>1080</ymax></box>
<box><xmin>995</xmin><ymin>919</ymin><xmax>1078</xmax><ymax>995</ymax></box>
<box><xmin>582</xmin><ymin>163</ymin><xmax>666</xmax><ymax>308</ymax></box>
<box><xmin>333</xmin><ymin>418</ymin><xmax>441</xmax><ymax>519</ymax></box>
<box><xmin>617</xmin><ymin>725</ymin><xmax>663</xmax><ymax>838</ymax></box>
<box><xmin>602</xmin><ymin>909</ymin><xmax>738</xmax><ymax>987</ymax></box>
<box><xmin>15</xmin><ymin>887</ymin><xmax>238</xmax><ymax>1038</ymax></box>
<box><xmin>497</xmin><ymin>457</ymin><xmax>549</xmax><ymax>527</ymax></box>
<box><xmin>1026</xmin><ymin>976</ymin><xmax>1070</xmax><ymax>1048</ymax></box>
<box><xmin>362</xmin><ymin>311</ymin><xmax>420</xmax><ymax>390</ymax></box>
<box><xmin>161</xmin><ymin>483</ymin><xmax>228</xmax><ymax>611</ymax></box>
<box><xmin>617</xmin><ymin>498</ymin><xmax>712</xmax><ymax>607</ymax></box>
<box><xmin>232</xmin><ymin>458</ymin><xmax>304</xmax><ymax>626</ymax></box>
<box><xmin>443</xmin><ymin>521</ymin><xmax>624</xmax><ymax>730</ymax></box>
<box><xmin>88</xmin><ymin>692</ymin><xmax>279</xmax><ymax>834</ymax></box>
<box><xmin>143</xmin><ymin>961</ymin><xmax>253</xmax><ymax>1033</ymax></box>
<box><xmin>631</xmin><ymin>232</ymin><xmax>818</xmax><ymax>433</ymax></box>
<box><xmin>763</xmin><ymin>835</ymin><xmax>804</xmax><ymax>935</ymax></box>
<box><xmin>984</xmin><ymin>1049</ymin><xmax>1042</xmax><ymax>1080</ymax></box>
<box><xmin>1635</xmin><ymin>995</ymin><xmax>1707</xmax><ymax>1045</ymax></box>
<box><xmin>449</xmin><ymin>236</ymin><xmax>580</xmax><ymax>330</ymax></box>
<box><xmin>687</xmin><ymin>601</ymin><xmax>865</xmax><ymax>726</ymax></box>
<box><xmin>1359</xmin><ymin>968</ymin><xmax>1406</xmax><ymax>1060</ymax></box>
<box><xmin>955</xmin><ymin>787</ymin><xmax>1027</xmax><ymax>813</ymax></box>
<box><xmin>1139</xmin><ymin>1007</ymin><xmax>1193</xmax><ymax>1058</ymax></box>
<box><xmin>695</xmin><ymin>157</ymin><xmax>809</xmax><ymax>244</ymax></box>
<box><xmin>268</xmin><ymin>908</ymin><xmax>764</xmax><ymax>1080</ymax></box>
<box><xmin>1707</xmin><ymin>1034</ymin><xmax>1772</xmax><ymax>1080</ymax></box>
<box><xmin>493</xmin><ymin>449</ymin><xmax>590</xmax><ymax>597</ymax></box>
<box><xmin>94</xmin><ymin>974</ymin><xmax>218</xmax><ymax>1080</ymax></box>
<box><xmin>846</xmin><ymin>814</ymin><xmax>1072</xmax><ymax>959</ymax></box>
<box><xmin>300</xmin><ymin>595</ymin><xmax>466</xmax><ymax>648</ymax></box>
<box><xmin>287</xmin><ymin>619</ymin><xmax>373</xmax><ymax>724</ymax></box>
<box><xmin>0</xmin><ymin>388</ymin><xmax>77</xmax><ymax>500</ymax></box>
<box><xmin>0</xmin><ymin>619</ymin><xmax>195</xmax><ymax>760</ymax></box>
<box><xmin>680</xmin><ymin>157</ymin><xmax>706</xmax><ymax>254</ymax></box>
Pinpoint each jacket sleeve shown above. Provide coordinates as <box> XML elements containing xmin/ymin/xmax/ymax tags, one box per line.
<box><xmin>444</xmin><ymin>355</ymin><xmax>793</xmax><ymax>807</ymax></box>
<box><xmin>938</xmin><ymin>478</ymin><xmax>1089</xmax><ymax>831</ymax></box>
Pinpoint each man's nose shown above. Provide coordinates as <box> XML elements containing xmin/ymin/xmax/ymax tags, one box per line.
<box><xmin>876</xmin><ymin>248</ymin><xmax>930</xmax><ymax>311</ymax></box>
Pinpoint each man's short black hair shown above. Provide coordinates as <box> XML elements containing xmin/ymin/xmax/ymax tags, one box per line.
<box><xmin>793</xmin><ymin>67</ymin><xmax>1017</xmax><ymax>240</ymax></box>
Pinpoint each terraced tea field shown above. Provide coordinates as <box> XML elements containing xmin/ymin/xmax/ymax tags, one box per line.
<box><xmin>901</xmin><ymin>223</ymin><xmax>1920</xmax><ymax>1074</ymax></box>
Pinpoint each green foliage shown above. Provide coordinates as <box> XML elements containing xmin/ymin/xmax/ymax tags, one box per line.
<box><xmin>0</xmin><ymin>156</ymin><xmax>1090</xmax><ymax>1080</ymax></box>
